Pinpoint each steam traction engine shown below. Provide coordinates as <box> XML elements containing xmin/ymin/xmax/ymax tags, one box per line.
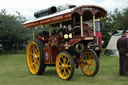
<box><xmin>23</xmin><ymin>5</ymin><xmax>107</xmax><ymax>80</ymax></box>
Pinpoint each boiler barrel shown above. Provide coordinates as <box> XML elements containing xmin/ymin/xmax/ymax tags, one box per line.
<box><xmin>34</xmin><ymin>6</ymin><xmax>57</xmax><ymax>18</ymax></box>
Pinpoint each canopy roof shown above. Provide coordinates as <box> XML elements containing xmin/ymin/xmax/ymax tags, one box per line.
<box><xmin>22</xmin><ymin>5</ymin><xmax>107</xmax><ymax>29</ymax></box>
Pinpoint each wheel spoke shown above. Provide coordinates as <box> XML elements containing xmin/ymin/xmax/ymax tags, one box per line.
<box><xmin>63</xmin><ymin>56</ymin><xmax>66</xmax><ymax>64</ymax></box>
<box><xmin>91</xmin><ymin>64</ymin><xmax>96</xmax><ymax>66</ymax></box>
<box><xmin>35</xmin><ymin>49</ymin><xmax>38</xmax><ymax>54</ymax></box>
<box><xmin>60</xmin><ymin>67</ymin><xmax>63</xmax><ymax>71</ymax></box>
<box><xmin>31</xmin><ymin>62</ymin><xmax>34</xmax><ymax>67</ymax></box>
<box><xmin>63</xmin><ymin>69</ymin><xmax>67</xmax><ymax>76</ymax></box>
<box><xmin>33</xmin><ymin>49</ymin><xmax>37</xmax><ymax>54</ymax></box>
<box><xmin>63</xmin><ymin>69</ymin><xmax>65</xmax><ymax>75</ymax></box>
<box><xmin>66</xmin><ymin>68</ymin><xmax>70</xmax><ymax>73</ymax></box>
<box><xmin>32</xmin><ymin>45</ymin><xmax>38</xmax><ymax>54</ymax></box>
<box><xmin>91</xmin><ymin>61</ymin><xmax>96</xmax><ymax>65</ymax></box>
<box><xmin>66</xmin><ymin>59</ymin><xmax>70</xmax><ymax>64</ymax></box>
<box><xmin>32</xmin><ymin>55</ymin><xmax>39</xmax><ymax>71</ymax></box>
<box><xmin>88</xmin><ymin>65</ymin><xmax>91</xmax><ymax>72</ymax></box>
<box><xmin>88</xmin><ymin>54</ymin><xmax>91</xmax><ymax>60</ymax></box>
<box><xmin>90</xmin><ymin>65</ymin><xmax>95</xmax><ymax>72</ymax></box>
<box><xmin>36</xmin><ymin>60</ymin><xmax>40</xmax><ymax>66</ymax></box>
<box><xmin>32</xmin><ymin>44</ymin><xmax>36</xmax><ymax>49</ymax></box>
<box><xmin>34</xmin><ymin>62</ymin><xmax>39</xmax><ymax>71</ymax></box>
<box><xmin>59</xmin><ymin>61</ymin><xmax>63</xmax><ymax>65</ymax></box>
<box><xmin>56</xmin><ymin>65</ymin><xmax>61</xmax><ymax>68</ymax></box>
<box><xmin>66</xmin><ymin>65</ymin><xmax>71</xmax><ymax>68</ymax></box>
<box><xmin>36</xmin><ymin>54</ymin><xmax>40</xmax><ymax>58</ymax></box>
<box><xmin>89</xmin><ymin>60</ymin><xmax>92</xmax><ymax>64</ymax></box>
<box><xmin>29</xmin><ymin>52</ymin><xmax>34</xmax><ymax>55</ymax></box>
<box><xmin>32</xmin><ymin>56</ymin><xmax>36</xmax><ymax>61</ymax></box>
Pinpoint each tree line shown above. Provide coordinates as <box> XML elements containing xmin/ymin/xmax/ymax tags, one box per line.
<box><xmin>102</xmin><ymin>7</ymin><xmax>128</xmax><ymax>46</ymax></box>
<box><xmin>0</xmin><ymin>7</ymin><xmax>128</xmax><ymax>51</ymax></box>
<box><xmin>0</xmin><ymin>9</ymin><xmax>32</xmax><ymax>51</ymax></box>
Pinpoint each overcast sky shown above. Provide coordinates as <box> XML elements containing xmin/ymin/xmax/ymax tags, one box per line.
<box><xmin>0</xmin><ymin>0</ymin><xmax>128</xmax><ymax>19</ymax></box>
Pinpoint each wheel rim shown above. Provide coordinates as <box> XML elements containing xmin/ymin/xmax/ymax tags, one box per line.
<box><xmin>80</xmin><ymin>50</ymin><xmax>96</xmax><ymax>76</ymax></box>
<box><xmin>56</xmin><ymin>53</ymin><xmax>72</xmax><ymax>80</ymax></box>
<box><xmin>27</xmin><ymin>41</ymin><xmax>40</xmax><ymax>74</ymax></box>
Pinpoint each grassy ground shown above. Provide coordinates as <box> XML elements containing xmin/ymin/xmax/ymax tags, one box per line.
<box><xmin>0</xmin><ymin>52</ymin><xmax>128</xmax><ymax>85</ymax></box>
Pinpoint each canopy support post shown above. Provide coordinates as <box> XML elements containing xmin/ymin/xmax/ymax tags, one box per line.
<box><xmin>93</xmin><ymin>16</ymin><xmax>96</xmax><ymax>36</ymax></box>
<box><xmin>80</xmin><ymin>16</ymin><xmax>83</xmax><ymax>37</ymax></box>
<box><xmin>33</xmin><ymin>28</ymin><xmax>35</xmax><ymax>40</ymax></box>
<box><xmin>59</xmin><ymin>23</ymin><xmax>62</xmax><ymax>29</ymax></box>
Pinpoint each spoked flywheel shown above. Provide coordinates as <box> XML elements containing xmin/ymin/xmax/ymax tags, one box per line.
<box><xmin>80</xmin><ymin>49</ymin><xmax>99</xmax><ymax>76</ymax></box>
<box><xmin>26</xmin><ymin>40</ymin><xmax>46</xmax><ymax>75</ymax></box>
<box><xmin>56</xmin><ymin>51</ymin><xmax>74</xmax><ymax>80</ymax></box>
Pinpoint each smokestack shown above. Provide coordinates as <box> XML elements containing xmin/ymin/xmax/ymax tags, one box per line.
<box><xmin>34</xmin><ymin>6</ymin><xmax>57</xmax><ymax>18</ymax></box>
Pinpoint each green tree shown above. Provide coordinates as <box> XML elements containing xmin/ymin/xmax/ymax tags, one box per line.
<box><xmin>0</xmin><ymin>9</ymin><xmax>32</xmax><ymax>51</ymax></box>
<box><xmin>101</xmin><ymin>8</ymin><xmax>128</xmax><ymax>46</ymax></box>
<box><xmin>120</xmin><ymin>7</ymin><xmax>128</xmax><ymax>29</ymax></box>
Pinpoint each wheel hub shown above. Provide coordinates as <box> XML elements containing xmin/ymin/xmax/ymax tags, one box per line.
<box><xmin>87</xmin><ymin>60</ymin><xmax>92</xmax><ymax>65</ymax></box>
<box><xmin>34</xmin><ymin>55</ymin><xmax>37</xmax><ymax>58</ymax></box>
<box><xmin>62</xmin><ymin>64</ymin><xmax>67</xmax><ymax>69</ymax></box>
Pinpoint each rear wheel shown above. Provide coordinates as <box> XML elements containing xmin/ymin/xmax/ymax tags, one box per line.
<box><xmin>80</xmin><ymin>49</ymin><xmax>99</xmax><ymax>76</ymax></box>
<box><xmin>26</xmin><ymin>40</ymin><xmax>46</xmax><ymax>75</ymax></box>
<box><xmin>56</xmin><ymin>51</ymin><xmax>74</xmax><ymax>80</ymax></box>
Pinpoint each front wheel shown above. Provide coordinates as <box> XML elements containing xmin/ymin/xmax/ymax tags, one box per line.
<box><xmin>80</xmin><ymin>49</ymin><xmax>99</xmax><ymax>76</ymax></box>
<box><xmin>26</xmin><ymin>40</ymin><xmax>46</xmax><ymax>75</ymax></box>
<box><xmin>56</xmin><ymin>51</ymin><xmax>74</xmax><ymax>80</ymax></box>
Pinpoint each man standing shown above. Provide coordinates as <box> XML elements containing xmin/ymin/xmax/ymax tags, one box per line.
<box><xmin>117</xmin><ymin>30</ymin><xmax>128</xmax><ymax>76</ymax></box>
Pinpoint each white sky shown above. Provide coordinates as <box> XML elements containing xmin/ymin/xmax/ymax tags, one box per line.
<box><xmin>0</xmin><ymin>0</ymin><xmax>128</xmax><ymax>19</ymax></box>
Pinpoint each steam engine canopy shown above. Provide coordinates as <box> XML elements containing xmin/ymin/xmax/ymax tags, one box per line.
<box><xmin>23</xmin><ymin>5</ymin><xmax>107</xmax><ymax>29</ymax></box>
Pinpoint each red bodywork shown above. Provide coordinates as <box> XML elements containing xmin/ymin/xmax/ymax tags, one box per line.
<box><xmin>96</xmin><ymin>32</ymin><xmax>102</xmax><ymax>49</ymax></box>
<box><xmin>43</xmin><ymin>46</ymin><xmax>58</xmax><ymax>64</ymax></box>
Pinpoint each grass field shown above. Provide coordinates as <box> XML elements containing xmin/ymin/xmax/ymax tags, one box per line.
<box><xmin>0</xmin><ymin>52</ymin><xmax>128</xmax><ymax>85</ymax></box>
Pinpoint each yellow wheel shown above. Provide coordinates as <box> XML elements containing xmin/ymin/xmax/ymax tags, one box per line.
<box><xmin>56</xmin><ymin>51</ymin><xmax>74</xmax><ymax>80</ymax></box>
<box><xmin>80</xmin><ymin>49</ymin><xmax>99</xmax><ymax>76</ymax></box>
<box><xmin>26</xmin><ymin>40</ymin><xmax>46</xmax><ymax>75</ymax></box>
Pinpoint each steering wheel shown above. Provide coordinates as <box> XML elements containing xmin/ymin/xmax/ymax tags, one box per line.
<box><xmin>74</xmin><ymin>25</ymin><xmax>80</xmax><ymax>30</ymax></box>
